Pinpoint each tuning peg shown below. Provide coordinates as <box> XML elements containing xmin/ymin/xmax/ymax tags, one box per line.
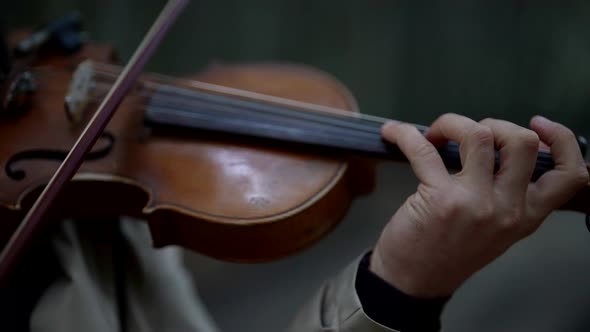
<box><xmin>14</xmin><ymin>12</ymin><xmax>85</xmax><ymax>56</ymax></box>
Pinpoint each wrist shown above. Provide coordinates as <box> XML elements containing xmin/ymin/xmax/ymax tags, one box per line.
<box><xmin>369</xmin><ymin>246</ymin><xmax>456</xmax><ymax>298</ymax></box>
<box><xmin>357</xmin><ymin>252</ymin><xmax>450</xmax><ymax>332</ymax></box>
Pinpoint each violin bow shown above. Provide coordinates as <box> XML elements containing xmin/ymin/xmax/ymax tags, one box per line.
<box><xmin>0</xmin><ymin>0</ymin><xmax>189</xmax><ymax>286</ymax></box>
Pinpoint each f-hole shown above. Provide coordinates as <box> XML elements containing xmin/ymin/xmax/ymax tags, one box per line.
<box><xmin>5</xmin><ymin>131</ymin><xmax>115</xmax><ymax>180</ymax></box>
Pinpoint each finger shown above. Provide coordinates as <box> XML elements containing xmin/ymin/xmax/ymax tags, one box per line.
<box><xmin>426</xmin><ymin>113</ymin><xmax>495</xmax><ymax>186</ymax></box>
<box><xmin>530</xmin><ymin>116</ymin><xmax>585</xmax><ymax>171</ymax></box>
<box><xmin>479</xmin><ymin>118</ymin><xmax>539</xmax><ymax>200</ymax></box>
<box><xmin>539</xmin><ymin>141</ymin><xmax>550</xmax><ymax>152</ymax></box>
<box><xmin>382</xmin><ymin>121</ymin><xmax>449</xmax><ymax>186</ymax></box>
<box><xmin>527</xmin><ymin>116</ymin><xmax>589</xmax><ymax>214</ymax></box>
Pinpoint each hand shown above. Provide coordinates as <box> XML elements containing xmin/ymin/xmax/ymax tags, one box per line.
<box><xmin>370</xmin><ymin>113</ymin><xmax>589</xmax><ymax>298</ymax></box>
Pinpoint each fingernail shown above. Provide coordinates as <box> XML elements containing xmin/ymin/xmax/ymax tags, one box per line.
<box><xmin>382</xmin><ymin>120</ymin><xmax>399</xmax><ymax>130</ymax></box>
<box><xmin>381</xmin><ymin>121</ymin><xmax>400</xmax><ymax>137</ymax></box>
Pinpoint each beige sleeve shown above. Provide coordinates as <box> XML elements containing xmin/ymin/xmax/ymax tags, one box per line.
<box><xmin>286</xmin><ymin>257</ymin><xmax>399</xmax><ymax>332</ymax></box>
<box><xmin>30</xmin><ymin>218</ymin><xmax>220</xmax><ymax>332</ymax></box>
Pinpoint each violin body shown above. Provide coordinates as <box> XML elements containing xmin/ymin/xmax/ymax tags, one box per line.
<box><xmin>0</xmin><ymin>35</ymin><xmax>375</xmax><ymax>262</ymax></box>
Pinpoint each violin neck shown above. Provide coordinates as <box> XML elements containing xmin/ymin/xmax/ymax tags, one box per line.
<box><xmin>143</xmin><ymin>84</ymin><xmax>563</xmax><ymax>181</ymax></box>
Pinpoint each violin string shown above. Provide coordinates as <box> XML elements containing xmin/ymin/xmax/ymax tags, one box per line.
<box><xmin>86</xmin><ymin>63</ymin><xmax>556</xmax><ymax>173</ymax></box>
<box><xmin>88</xmin><ymin>62</ymin><xmax>430</xmax><ymax>133</ymax></box>
<box><xmin>93</xmin><ymin>78</ymin><xmax>378</xmax><ymax>136</ymax></box>
<box><xmin>91</xmin><ymin>77</ymin><xmax>389</xmax><ymax>150</ymax></box>
<box><xmin>146</xmin><ymin>84</ymin><xmax>383</xmax><ymax>136</ymax></box>
<box><xmin>87</xmin><ymin>64</ymin><xmax>429</xmax><ymax>153</ymax></box>
<box><xmin>146</xmin><ymin>105</ymin><xmax>393</xmax><ymax>155</ymax></box>
<box><xmin>142</xmin><ymin>87</ymin><xmax>560</xmax><ymax>172</ymax></box>
<box><xmin>146</xmin><ymin>90</ymin><xmax>384</xmax><ymax>144</ymax></box>
<box><xmin>147</xmin><ymin>102</ymin><xmax>390</xmax><ymax>156</ymax></box>
<box><xmin>91</xmin><ymin>63</ymin><xmax>387</xmax><ymax>122</ymax></box>
<box><xmin>84</xmin><ymin>74</ymin><xmax>382</xmax><ymax>150</ymax></box>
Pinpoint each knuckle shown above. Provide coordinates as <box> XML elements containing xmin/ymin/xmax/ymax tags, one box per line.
<box><xmin>506</xmin><ymin>207</ymin><xmax>524</xmax><ymax>224</ymax></box>
<box><xmin>479</xmin><ymin>117</ymin><xmax>496</xmax><ymax>126</ymax></box>
<box><xmin>497</xmin><ymin>208</ymin><xmax>524</xmax><ymax>232</ymax></box>
<box><xmin>432</xmin><ymin>191</ymin><xmax>462</xmax><ymax>220</ymax></box>
<box><xmin>398</xmin><ymin>123</ymin><xmax>414</xmax><ymax>131</ymax></box>
<box><xmin>394</xmin><ymin>123</ymin><xmax>417</xmax><ymax>140</ymax></box>
<box><xmin>471</xmin><ymin>201</ymin><xmax>495</xmax><ymax>221</ymax></box>
<box><xmin>397</xmin><ymin>123</ymin><xmax>418</xmax><ymax>136</ymax></box>
<box><xmin>438</xmin><ymin>112</ymin><xmax>459</xmax><ymax>122</ymax></box>
<box><xmin>496</xmin><ymin>221</ymin><xmax>519</xmax><ymax>234</ymax></box>
<box><xmin>556</xmin><ymin>126</ymin><xmax>577</xmax><ymax>143</ymax></box>
<box><xmin>518</xmin><ymin>129</ymin><xmax>540</xmax><ymax>151</ymax></box>
<box><xmin>571</xmin><ymin>166</ymin><xmax>590</xmax><ymax>188</ymax></box>
<box><xmin>434</xmin><ymin>113</ymin><xmax>463</xmax><ymax>128</ymax></box>
<box><xmin>467</xmin><ymin>125</ymin><xmax>494</xmax><ymax>146</ymax></box>
<box><xmin>437</xmin><ymin>188</ymin><xmax>480</xmax><ymax>221</ymax></box>
<box><xmin>413</xmin><ymin>141</ymin><xmax>437</xmax><ymax>160</ymax></box>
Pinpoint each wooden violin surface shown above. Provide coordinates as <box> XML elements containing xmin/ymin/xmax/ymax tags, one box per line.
<box><xmin>0</xmin><ymin>38</ymin><xmax>374</xmax><ymax>261</ymax></box>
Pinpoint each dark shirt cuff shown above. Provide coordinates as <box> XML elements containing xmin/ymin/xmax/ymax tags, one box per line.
<box><xmin>355</xmin><ymin>252</ymin><xmax>450</xmax><ymax>332</ymax></box>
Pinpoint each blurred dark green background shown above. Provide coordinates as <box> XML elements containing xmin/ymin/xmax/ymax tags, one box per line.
<box><xmin>4</xmin><ymin>0</ymin><xmax>590</xmax><ymax>133</ymax></box>
<box><xmin>4</xmin><ymin>1</ymin><xmax>590</xmax><ymax>332</ymax></box>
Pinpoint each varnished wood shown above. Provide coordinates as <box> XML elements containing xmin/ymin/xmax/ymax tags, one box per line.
<box><xmin>0</xmin><ymin>52</ymin><xmax>371</xmax><ymax>261</ymax></box>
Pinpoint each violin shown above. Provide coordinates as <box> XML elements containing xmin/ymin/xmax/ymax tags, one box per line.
<box><xmin>1</xmin><ymin>1</ymin><xmax>590</xmax><ymax>284</ymax></box>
